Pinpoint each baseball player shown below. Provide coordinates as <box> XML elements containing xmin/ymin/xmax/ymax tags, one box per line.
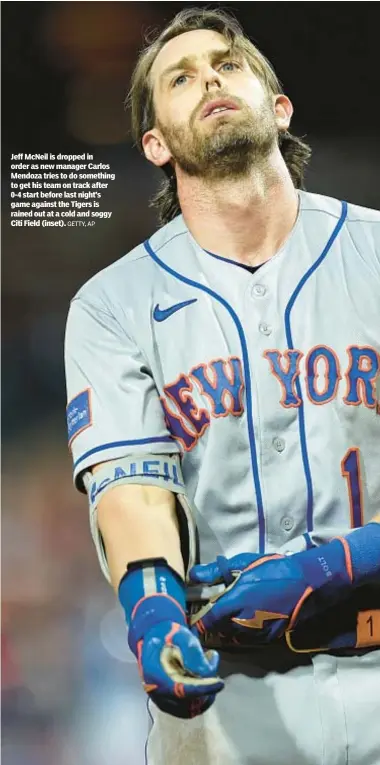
<box><xmin>64</xmin><ymin>8</ymin><xmax>380</xmax><ymax>765</ymax></box>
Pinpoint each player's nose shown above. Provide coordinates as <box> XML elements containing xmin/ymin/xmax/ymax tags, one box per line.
<box><xmin>200</xmin><ymin>64</ymin><xmax>223</xmax><ymax>92</ymax></box>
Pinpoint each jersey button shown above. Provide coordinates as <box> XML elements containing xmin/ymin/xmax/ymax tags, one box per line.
<box><xmin>259</xmin><ymin>322</ymin><xmax>272</xmax><ymax>336</ymax></box>
<box><xmin>273</xmin><ymin>436</ymin><xmax>285</xmax><ymax>452</ymax></box>
<box><xmin>252</xmin><ymin>284</ymin><xmax>267</xmax><ymax>298</ymax></box>
<box><xmin>281</xmin><ymin>516</ymin><xmax>294</xmax><ymax>532</ymax></box>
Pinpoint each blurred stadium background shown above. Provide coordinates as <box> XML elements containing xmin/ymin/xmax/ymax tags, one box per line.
<box><xmin>1</xmin><ymin>3</ymin><xmax>378</xmax><ymax>764</ymax></box>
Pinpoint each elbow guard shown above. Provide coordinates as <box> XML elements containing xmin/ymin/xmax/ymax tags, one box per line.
<box><xmin>82</xmin><ymin>454</ymin><xmax>198</xmax><ymax>583</ymax></box>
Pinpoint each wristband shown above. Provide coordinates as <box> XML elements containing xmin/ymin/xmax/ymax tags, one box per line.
<box><xmin>118</xmin><ymin>557</ymin><xmax>187</xmax><ymax>656</ymax></box>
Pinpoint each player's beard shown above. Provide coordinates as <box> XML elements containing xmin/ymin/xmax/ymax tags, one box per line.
<box><xmin>158</xmin><ymin>94</ymin><xmax>278</xmax><ymax>180</ymax></box>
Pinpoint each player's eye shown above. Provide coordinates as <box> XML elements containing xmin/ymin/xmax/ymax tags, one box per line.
<box><xmin>172</xmin><ymin>73</ymin><xmax>188</xmax><ymax>88</ymax></box>
<box><xmin>219</xmin><ymin>61</ymin><xmax>241</xmax><ymax>73</ymax></box>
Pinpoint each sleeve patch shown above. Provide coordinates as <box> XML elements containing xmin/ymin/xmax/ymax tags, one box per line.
<box><xmin>67</xmin><ymin>389</ymin><xmax>92</xmax><ymax>446</ymax></box>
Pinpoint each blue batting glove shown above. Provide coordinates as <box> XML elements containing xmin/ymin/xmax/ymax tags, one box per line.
<box><xmin>189</xmin><ymin>524</ymin><xmax>380</xmax><ymax>644</ymax></box>
<box><xmin>119</xmin><ymin>557</ymin><xmax>224</xmax><ymax>718</ymax></box>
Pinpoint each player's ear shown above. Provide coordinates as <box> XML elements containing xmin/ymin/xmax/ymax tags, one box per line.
<box><xmin>142</xmin><ymin>128</ymin><xmax>172</xmax><ymax>168</ymax></box>
<box><xmin>273</xmin><ymin>94</ymin><xmax>293</xmax><ymax>132</ymax></box>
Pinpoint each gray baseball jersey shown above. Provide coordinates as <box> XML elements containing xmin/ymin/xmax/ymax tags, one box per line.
<box><xmin>65</xmin><ymin>190</ymin><xmax>379</xmax><ymax>562</ymax></box>
<box><xmin>65</xmin><ymin>189</ymin><xmax>380</xmax><ymax>765</ymax></box>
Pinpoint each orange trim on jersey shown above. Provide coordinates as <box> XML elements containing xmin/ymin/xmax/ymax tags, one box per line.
<box><xmin>263</xmin><ymin>349</ymin><xmax>303</xmax><ymax>408</ymax></box>
<box><xmin>190</xmin><ymin>356</ymin><xmax>245</xmax><ymax>418</ymax></box>
<box><xmin>160</xmin><ymin>395</ymin><xmax>204</xmax><ymax>452</ymax></box>
<box><xmin>341</xmin><ymin>447</ymin><xmax>364</xmax><ymax>528</ymax></box>
<box><xmin>343</xmin><ymin>346</ymin><xmax>380</xmax><ymax>409</ymax></box>
<box><xmin>164</xmin><ymin>372</ymin><xmax>210</xmax><ymax>434</ymax></box>
<box><xmin>172</xmin><ymin>372</ymin><xmax>211</xmax><ymax>425</ymax></box>
<box><xmin>304</xmin><ymin>345</ymin><xmax>341</xmax><ymax>405</ymax></box>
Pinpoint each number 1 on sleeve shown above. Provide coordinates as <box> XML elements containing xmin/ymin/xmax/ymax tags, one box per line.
<box><xmin>341</xmin><ymin>447</ymin><xmax>364</xmax><ymax>528</ymax></box>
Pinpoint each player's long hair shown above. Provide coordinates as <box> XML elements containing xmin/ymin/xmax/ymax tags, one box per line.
<box><xmin>126</xmin><ymin>7</ymin><xmax>312</xmax><ymax>227</ymax></box>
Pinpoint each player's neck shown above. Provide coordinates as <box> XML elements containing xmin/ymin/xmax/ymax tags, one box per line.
<box><xmin>177</xmin><ymin>149</ymin><xmax>299</xmax><ymax>267</ymax></box>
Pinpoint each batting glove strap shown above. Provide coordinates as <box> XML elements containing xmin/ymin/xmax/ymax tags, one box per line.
<box><xmin>118</xmin><ymin>557</ymin><xmax>187</xmax><ymax>657</ymax></box>
<box><xmin>127</xmin><ymin>596</ymin><xmax>187</xmax><ymax>656</ymax></box>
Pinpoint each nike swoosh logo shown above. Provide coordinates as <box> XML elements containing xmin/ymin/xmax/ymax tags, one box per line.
<box><xmin>153</xmin><ymin>299</ymin><xmax>197</xmax><ymax>322</ymax></box>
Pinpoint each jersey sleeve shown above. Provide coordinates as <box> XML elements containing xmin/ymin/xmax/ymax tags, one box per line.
<box><xmin>64</xmin><ymin>296</ymin><xmax>179</xmax><ymax>490</ymax></box>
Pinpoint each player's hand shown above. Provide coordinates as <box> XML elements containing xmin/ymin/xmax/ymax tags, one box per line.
<box><xmin>119</xmin><ymin>557</ymin><xmax>224</xmax><ymax>718</ymax></box>
<box><xmin>132</xmin><ymin>619</ymin><xmax>224</xmax><ymax>718</ymax></box>
<box><xmin>189</xmin><ymin>552</ymin><xmax>305</xmax><ymax>642</ymax></box>
<box><xmin>189</xmin><ymin>544</ymin><xmax>355</xmax><ymax>643</ymax></box>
